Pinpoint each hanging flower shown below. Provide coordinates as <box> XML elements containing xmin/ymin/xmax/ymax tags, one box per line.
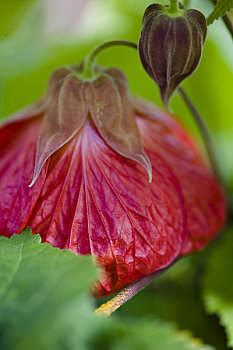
<box><xmin>0</xmin><ymin>65</ymin><xmax>225</xmax><ymax>297</ymax></box>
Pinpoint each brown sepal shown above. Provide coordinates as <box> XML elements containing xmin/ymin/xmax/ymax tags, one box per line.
<box><xmin>31</xmin><ymin>69</ymin><xmax>88</xmax><ymax>186</ymax></box>
<box><xmin>86</xmin><ymin>68</ymin><xmax>152</xmax><ymax>181</ymax></box>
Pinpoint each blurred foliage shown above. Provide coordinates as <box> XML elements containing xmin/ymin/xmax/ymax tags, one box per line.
<box><xmin>0</xmin><ymin>0</ymin><xmax>233</xmax><ymax>349</ymax></box>
<box><xmin>0</xmin><ymin>0</ymin><xmax>38</xmax><ymax>38</ymax></box>
<box><xmin>116</xmin><ymin>253</ymin><xmax>227</xmax><ymax>350</ymax></box>
<box><xmin>203</xmin><ymin>228</ymin><xmax>233</xmax><ymax>348</ymax></box>
<box><xmin>92</xmin><ymin>317</ymin><xmax>216</xmax><ymax>350</ymax></box>
<box><xmin>0</xmin><ymin>229</ymin><xmax>217</xmax><ymax>350</ymax></box>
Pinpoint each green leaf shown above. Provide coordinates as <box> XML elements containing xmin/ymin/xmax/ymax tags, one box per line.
<box><xmin>0</xmin><ymin>229</ymin><xmax>215</xmax><ymax>350</ymax></box>
<box><xmin>203</xmin><ymin>228</ymin><xmax>233</xmax><ymax>348</ymax></box>
<box><xmin>207</xmin><ymin>0</ymin><xmax>233</xmax><ymax>25</ymax></box>
<box><xmin>92</xmin><ymin>317</ymin><xmax>216</xmax><ymax>350</ymax></box>
<box><xmin>0</xmin><ymin>228</ymin><xmax>96</xmax><ymax>350</ymax></box>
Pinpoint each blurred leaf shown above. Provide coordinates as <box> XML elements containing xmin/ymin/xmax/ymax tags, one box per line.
<box><xmin>0</xmin><ymin>228</ymin><xmax>96</xmax><ymax>350</ymax></box>
<box><xmin>207</xmin><ymin>0</ymin><xmax>233</xmax><ymax>25</ymax></box>
<box><xmin>174</xmin><ymin>40</ymin><xmax>233</xmax><ymax>186</ymax></box>
<box><xmin>203</xmin><ymin>228</ymin><xmax>233</xmax><ymax>348</ymax></box>
<box><xmin>179</xmin><ymin>40</ymin><xmax>233</xmax><ymax>132</ymax></box>
<box><xmin>117</xmin><ymin>254</ymin><xmax>227</xmax><ymax>350</ymax></box>
<box><xmin>0</xmin><ymin>0</ymin><xmax>38</xmax><ymax>37</ymax></box>
<box><xmin>92</xmin><ymin>316</ymin><xmax>216</xmax><ymax>350</ymax></box>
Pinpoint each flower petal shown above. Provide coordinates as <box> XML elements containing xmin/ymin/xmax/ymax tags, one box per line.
<box><xmin>0</xmin><ymin>98</ymin><xmax>47</xmax><ymax>127</ymax></box>
<box><xmin>28</xmin><ymin>119</ymin><xmax>185</xmax><ymax>297</ymax></box>
<box><xmin>86</xmin><ymin>69</ymin><xmax>152</xmax><ymax>181</ymax></box>
<box><xmin>0</xmin><ymin>118</ymin><xmax>48</xmax><ymax>236</ymax></box>
<box><xmin>135</xmin><ymin>98</ymin><xmax>226</xmax><ymax>254</ymax></box>
<box><xmin>31</xmin><ymin>73</ymin><xmax>88</xmax><ymax>186</ymax></box>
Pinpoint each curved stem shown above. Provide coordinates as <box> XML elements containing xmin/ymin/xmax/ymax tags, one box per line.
<box><xmin>82</xmin><ymin>40</ymin><xmax>137</xmax><ymax>79</ymax></box>
<box><xmin>179</xmin><ymin>87</ymin><xmax>221</xmax><ymax>182</ymax></box>
<box><xmin>95</xmin><ymin>268</ymin><xmax>167</xmax><ymax>317</ymax></box>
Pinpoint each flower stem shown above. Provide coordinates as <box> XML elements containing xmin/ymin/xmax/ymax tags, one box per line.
<box><xmin>222</xmin><ymin>14</ymin><xmax>233</xmax><ymax>38</ymax></box>
<box><xmin>95</xmin><ymin>269</ymin><xmax>166</xmax><ymax>317</ymax></box>
<box><xmin>169</xmin><ymin>0</ymin><xmax>178</xmax><ymax>13</ymax></box>
<box><xmin>82</xmin><ymin>40</ymin><xmax>137</xmax><ymax>79</ymax></box>
<box><xmin>179</xmin><ymin>87</ymin><xmax>221</xmax><ymax>182</ymax></box>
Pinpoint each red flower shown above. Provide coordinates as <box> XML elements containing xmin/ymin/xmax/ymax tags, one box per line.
<box><xmin>0</xmin><ymin>66</ymin><xmax>225</xmax><ymax>297</ymax></box>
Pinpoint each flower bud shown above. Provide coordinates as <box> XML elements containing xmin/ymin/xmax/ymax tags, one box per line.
<box><xmin>139</xmin><ymin>3</ymin><xmax>207</xmax><ymax>106</ymax></box>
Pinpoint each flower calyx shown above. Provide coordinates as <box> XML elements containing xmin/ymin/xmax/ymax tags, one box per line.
<box><xmin>30</xmin><ymin>65</ymin><xmax>152</xmax><ymax>186</ymax></box>
<box><xmin>139</xmin><ymin>3</ymin><xmax>207</xmax><ymax>107</ymax></box>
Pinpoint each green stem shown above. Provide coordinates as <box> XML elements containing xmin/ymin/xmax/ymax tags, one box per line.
<box><xmin>169</xmin><ymin>0</ymin><xmax>178</xmax><ymax>13</ymax></box>
<box><xmin>179</xmin><ymin>87</ymin><xmax>221</xmax><ymax>183</ymax></box>
<box><xmin>222</xmin><ymin>14</ymin><xmax>233</xmax><ymax>39</ymax></box>
<box><xmin>82</xmin><ymin>40</ymin><xmax>137</xmax><ymax>79</ymax></box>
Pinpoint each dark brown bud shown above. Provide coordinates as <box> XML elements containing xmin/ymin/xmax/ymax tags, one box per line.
<box><xmin>139</xmin><ymin>3</ymin><xmax>207</xmax><ymax>106</ymax></box>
